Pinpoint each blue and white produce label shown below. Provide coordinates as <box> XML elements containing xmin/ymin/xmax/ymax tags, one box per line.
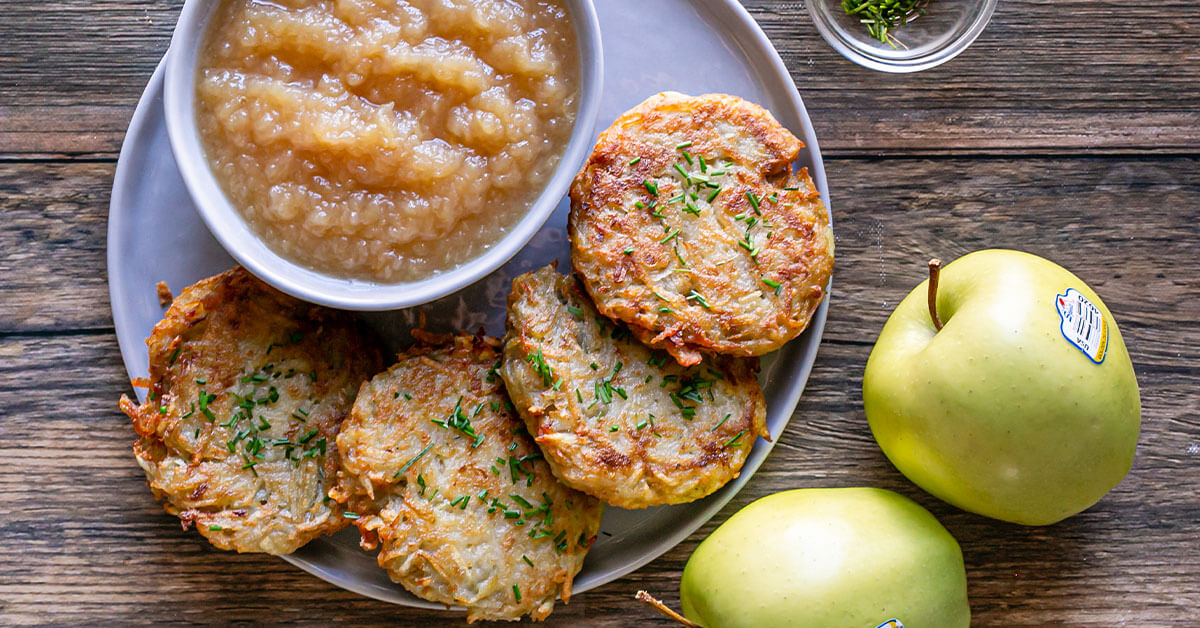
<box><xmin>1056</xmin><ymin>288</ymin><xmax>1108</xmax><ymax>364</ymax></box>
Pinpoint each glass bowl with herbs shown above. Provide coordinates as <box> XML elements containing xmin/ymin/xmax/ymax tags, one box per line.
<box><xmin>807</xmin><ymin>0</ymin><xmax>997</xmax><ymax>72</ymax></box>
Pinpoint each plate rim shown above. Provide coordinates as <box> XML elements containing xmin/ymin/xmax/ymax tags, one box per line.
<box><xmin>107</xmin><ymin>0</ymin><xmax>832</xmax><ymax>611</ymax></box>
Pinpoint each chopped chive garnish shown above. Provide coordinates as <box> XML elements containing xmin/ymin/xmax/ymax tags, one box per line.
<box><xmin>676</xmin><ymin>140</ymin><xmax>694</xmax><ymax>149</ymax></box>
<box><xmin>763</xmin><ymin>278</ymin><xmax>782</xmax><ymax>294</ymax></box>
<box><xmin>643</xmin><ymin>180</ymin><xmax>659</xmax><ymax>196</ymax></box>
<box><xmin>628</xmin><ymin>156</ymin><xmax>642</xmax><ymax>165</ymax></box>
<box><xmin>623</xmin><ymin>247</ymin><xmax>634</xmax><ymax>255</ymax></box>
<box><xmin>659</xmin><ymin>229</ymin><xmax>680</xmax><ymax>244</ymax></box>
<box><xmin>395</xmin><ymin>442</ymin><xmax>434</xmax><ymax>477</ymax></box>
<box><xmin>522</xmin><ymin>555</ymin><xmax>534</xmax><ymax>566</ymax></box>
<box><xmin>566</xmin><ymin>305</ymin><xmax>583</xmax><ymax>317</ymax></box>
<box><xmin>747</xmin><ymin>192</ymin><xmax>761</xmax><ymax>214</ymax></box>
<box><xmin>686</xmin><ymin>290</ymin><xmax>711</xmax><ymax>309</ymax></box>
<box><xmin>723</xmin><ymin>430</ymin><xmax>747</xmax><ymax>448</ymax></box>
<box><xmin>635</xmin><ymin>420</ymin><xmax>649</xmax><ymax>430</ymax></box>
<box><xmin>712</xmin><ymin>413</ymin><xmax>731</xmax><ymax>431</ymax></box>
<box><xmin>513</xmin><ymin>585</ymin><xmax>522</xmax><ymax>602</ymax></box>
<box><xmin>343</xmin><ymin>512</ymin><xmax>360</xmax><ymax>519</ymax></box>
<box><xmin>208</xmin><ymin>525</ymin><xmax>223</xmax><ymax>531</ymax></box>
<box><xmin>609</xmin><ymin>425</ymin><xmax>619</xmax><ymax>432</ymax></box>
<box><xmin>527</xmin><ymin>350</ymin><xmax>555</xmax><ymax>387</ymax></box>
<box><xmin>707</xmin><ymin>188</ymin><xmax>721</xmax><ymax>203</ymax></box>
<box><xmin>198</xmin><ymin>390</ymin><xmax>216</xmax><ymax>422</ymax></box>
<box><xmin>672</xmin><ymin>163</ymin><xmax>691</xmax><ymax>184</ymax></box>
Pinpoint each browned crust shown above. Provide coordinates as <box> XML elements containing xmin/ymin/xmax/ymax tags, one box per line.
<box><xmin>333</xmin><ymin>331</ymin><xmax>603</xmax><ymax>623</ymax></box>
<box><xmin>501</xmin><ymin>266</ymin><xmax>770</xmax><ymax>509</ymax></box>
<box><xmin>119</xmin><ymin>266</ymin><xmax>383</xmax><ymax>554</ymax></box>
<box><xmin>569</xmin><ymin>92</ymin><xmax>834</xmax><ymax>365</ymax></box>
<box><xmin>155</xmin><ymin>281</ymin><xmax>173</xmax><ymax>307</ymax></box>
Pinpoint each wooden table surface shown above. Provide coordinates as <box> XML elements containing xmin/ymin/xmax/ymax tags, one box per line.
<box><xmin>3</xmin><ymin>1</ymin><xmax>1198</xmax><ymax>625</ymax></box>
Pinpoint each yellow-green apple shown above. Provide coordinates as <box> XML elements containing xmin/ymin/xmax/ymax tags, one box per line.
<box><xmin>679</xmin><ymin>488</ymin><xmax>970</xmax><ymax>628</ymax></box>
<box><xmin>863</xmin><ymin>249</ymin><xmax>1140</xmax><ymax>525</ymax></box>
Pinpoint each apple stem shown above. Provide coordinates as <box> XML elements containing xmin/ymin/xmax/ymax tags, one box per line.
<box><xmin>928</xmin><ymin>258</ymin><xmax>944</xmax><ymax>331</ymax></box>
<box><xmin>635</xmin><ymin>591</ymin><xmax>700</xmax><ymax>627</ymax></box>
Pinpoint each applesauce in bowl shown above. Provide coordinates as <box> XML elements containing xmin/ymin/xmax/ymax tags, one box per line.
<box><xmin>164</xmin><ymin>0</ymin><xmax>602</xmax><ymax>308</ymax></box>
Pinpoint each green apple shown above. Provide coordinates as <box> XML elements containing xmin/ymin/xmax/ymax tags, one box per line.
<box><xmin>863</xmin><ymin>249</ymin><xmax>1140</xmax><ymax>526</ymax></box>
<box><xmin>680</xmin><ymin>488</ymin><xmax>970</xmax><ymax>628</ymax></box>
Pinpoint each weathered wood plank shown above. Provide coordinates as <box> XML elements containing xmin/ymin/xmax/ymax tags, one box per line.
<box><xmin>3</xmin><ymin>157</ymin><xmax>1197</xmax><ymax>345</ymax></box>
<box><xmin>747</xmin><ymin>0</ymin><xmax>1200</xmax><ymax>155</ymax></box>
<box><xmin>0</xmin><ymin>331</ymin><xmax>1195</xmax><ymax>625</ymax></box>
<box><xmin>0</xmin><ymin>162</ymin><xmax>113</xmax><ymax>333</ymax></box>
<box><xmin>1</xmin><ymin>1</ymin><xmax>1199</xmax><ymax>156</ymax></box>
<box><xmin>4</xmin><ymin>1</ymin><xmax>1199</xmax><ymax>624</ymax></box>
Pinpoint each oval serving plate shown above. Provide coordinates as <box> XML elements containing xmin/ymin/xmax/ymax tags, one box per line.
<box><xmin>108</xmin><ymin>0</ymin><xmax>831</xmax><ymax>609</ymax></box>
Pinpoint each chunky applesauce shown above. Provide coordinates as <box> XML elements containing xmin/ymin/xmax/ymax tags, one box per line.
<box><xmin>195</xmin><ymin>0</ymin><xmax>579</xmax><ymax>282</ymax></box>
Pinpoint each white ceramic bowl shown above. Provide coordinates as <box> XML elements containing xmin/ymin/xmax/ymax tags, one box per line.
<box><xmin>164</xmin><ymin>0</ymin><xmax>603</xmax><ymax>310</ymax></box>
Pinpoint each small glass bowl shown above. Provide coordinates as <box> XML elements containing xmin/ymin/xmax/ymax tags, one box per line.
<box><xmin>808</xmin><ymin>0</ymin><xmax>997</xmax><ymax>73</ymax></box>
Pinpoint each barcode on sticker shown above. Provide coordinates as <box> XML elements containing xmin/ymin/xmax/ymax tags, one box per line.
<box><xmin>1055</xmin><ymin>288</ymin><xmax>1108</xmax><ymax>364</ymax></box>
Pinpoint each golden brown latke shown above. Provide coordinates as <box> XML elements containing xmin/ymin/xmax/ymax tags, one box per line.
<box><xmin>119</xmin><ymin>267</ymin><xmax>383</xmax><ymax>554</ymax></box>
<box><xmin>569</xmin><ymin>91</ymin><xmax>835</xmax><ymax>366</ymax></box>
<box><xmin>501</xmin><ymin>266</ymin><xmax>769</xmax><ymax>509</ymax></box>
<box><xmin>332</xmin><ymin>332</ymin><xmax>603</xmax><ymax>623</ymax></box>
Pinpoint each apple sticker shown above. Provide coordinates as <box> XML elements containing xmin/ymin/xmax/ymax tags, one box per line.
<box><xmin>1056</xmin><ymin>288</ymin><xmax>1109</xmax><ymax>364</ymax></box>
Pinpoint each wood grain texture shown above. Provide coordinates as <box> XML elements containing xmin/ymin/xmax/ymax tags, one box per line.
<box><xmin>1</xmin><ymin>1</ymin><xmax>1199</xmax><ymax>156</ymax></box>
<box><xmin>3</xmin><ymin>157</ymin><xmax>1198</xmax><ymax>335</ymax></box>
<box><xmin>4</xmin><ymin>0</ymin><xmax>1200</xmax><ymax>624</ymax></box>
<box><xmin>0</xmin><ymin>330</ymin><xmax>1196</xmax><ymax>626</ymax></box>
<box><xmin>1</xmin><ymin>154</ymin><xmax>1199</xmax><ymax>624</ymax></box>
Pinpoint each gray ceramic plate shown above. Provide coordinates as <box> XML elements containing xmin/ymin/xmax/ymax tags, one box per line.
<box><xmin>108</xmin><ymin>0</ymin><xmax>831</xmax><ymax>609</ymax></box>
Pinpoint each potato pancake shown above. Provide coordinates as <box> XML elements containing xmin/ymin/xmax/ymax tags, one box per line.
<box><xmin>333</xmin><ymin>332</ymin><xmax>603</xmax><ymax>623</ymax></box>
<box><xmin>501</xmin><ymin>266</ymin><xmax>769</xmax><ymax>509</ymax></box>
<box><xmin>119</xmin><ymin>267</ymin><xmax>383</xmax><ymax>554</ymax></box>
<box><xmin>569</xmin><ymin>92</ymin><xmax>834</xmax><ymax>365</ymax></box>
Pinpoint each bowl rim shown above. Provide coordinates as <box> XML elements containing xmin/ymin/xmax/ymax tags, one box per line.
<box><xmin>807</xmin><ymin>0</ymin><xmax>997</xmax><ymax>73</ymax></box>
<box><xmin>163</xmin><ymin>0</ymin><xmax>604</xmax><ymax>311</ymax></box>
